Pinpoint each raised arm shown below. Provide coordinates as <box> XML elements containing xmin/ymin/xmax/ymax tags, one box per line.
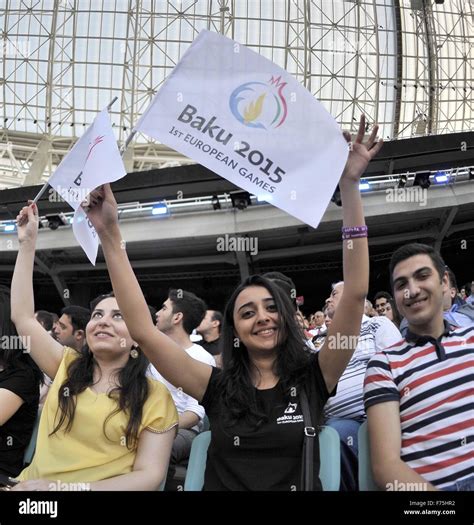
<box><xmin>11</xmin><ymin>204</ymin><xmax>64</xmax><ymax>379</ymax></box>
<box><xmin>319</xmin><ymin>115</ymin><xmax>382</xmax><ymax>392</ymax></box>
<box><xmin>85</xmin><ymin>186</ymin><xmax>212</xmax><ymax>402</ymax></box>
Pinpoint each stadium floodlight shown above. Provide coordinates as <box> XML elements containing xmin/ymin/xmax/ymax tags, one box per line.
<box><xmin>230</xmin><ymin>191</ymin><xmax>251</xmax><ymax>210</ymax></box>
<box><xmin>398</xmin><ymin>174</ymin><xmax>408</xmax><ymax>188</ymax></box>
<box><xmin>45</xmin><ymin>213</ymin><xmax>68</xmax><ymax>230</ymax></box>
<box><xmin>413</xmin><ymin>171</ymin><xmax>431</xmax><ymax>190</ymax></box>
<box><xmin>151</xmin><ymin>202</ymin><xmax>169</xmax><ymax>216</ymax></box>
<box><xmin>434</xmin><ymin>171</ymin><xmax>449</xmax><ymax>184</ymax></box>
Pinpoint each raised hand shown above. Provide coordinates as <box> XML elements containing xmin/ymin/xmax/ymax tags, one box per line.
<box><xmin>341</xmin><ymin>114</ymin><xmax>383</xmax><ymax>184</ymax></box>
<box><xmin>16</xmin><ymin>201</ymin><xmax>39</xmax><ymax>245</ymax></box>
<box><xmin>83</xmin><ymin>184</ymin><xmax>119</xmax><ymax>236</ymax></box>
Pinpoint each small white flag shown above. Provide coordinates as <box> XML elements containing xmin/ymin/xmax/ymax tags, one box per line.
<box><xmin>135</xmin><ymin>30</ymin><xmax>348</xmax><ymax>228</ymax></box>
<box><xmin>47</xmin><ymin>108</ymin><xmax>126</xmax><ymax>264</ymax></box>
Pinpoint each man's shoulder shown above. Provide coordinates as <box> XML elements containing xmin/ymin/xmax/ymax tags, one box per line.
<box><xmin>186</xmin><ymin>343</ymin><xmax>216</xmax><ymax>365</ymax></box>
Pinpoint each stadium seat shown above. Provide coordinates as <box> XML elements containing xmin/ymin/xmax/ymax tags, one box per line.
<box><xmin>23</xmin><ymin>407</ymin><xmax>42</xmax><ymax>466</ymax></box>
<box><xmin>358</xmin><ymin>420</ymin><xmax>380</xmax><ymax>491</ymax></box>
<box><xmin>319</xmin><ymin>425</ymin><xmax>341</xmax><ymax>491</ymax></box>
<box><xmin>184</xmin><ymin>427</ymin><xmax>341</xmax><ymax>491</ymax></box>
<box><xmin>201</xmin><ymin>414</ymin><xmax>210</xmax><ymax>431</ymax></box>
<box><xmin>184</xmin><ymin>430</ymin><xmax>211</xmax><ymax>491</ymax></box>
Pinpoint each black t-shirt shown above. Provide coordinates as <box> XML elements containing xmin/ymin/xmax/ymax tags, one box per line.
<box><xmin>200</xmin><ymin>338</ymin><xmax>222</xmax><ymax>356</ymax></box>
<box><xmin>201</xmin><ymin>352</ymin><xmax>333</xmax><ymax>490</ymax></box>
<box><xmin>0</xmin><ymin>367</ymin><xmax>40</xmax><ymax>477</ymax></box>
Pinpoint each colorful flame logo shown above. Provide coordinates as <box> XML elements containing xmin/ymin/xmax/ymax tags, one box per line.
<box><xmin>229</xmin><ymin>76</ymin><xmax>288</xmax><ymax>129</ymax></box>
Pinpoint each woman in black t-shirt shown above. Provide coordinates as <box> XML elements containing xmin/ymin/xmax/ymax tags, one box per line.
<box><xmin>0</xmin><ymin>286</ymin><xmax>42</xmax><ymax>477</ymax></box>
<box><xmin>87</xmin><ymin>116</ymin><xmax>382</xmax><ymax>490</ymax></box>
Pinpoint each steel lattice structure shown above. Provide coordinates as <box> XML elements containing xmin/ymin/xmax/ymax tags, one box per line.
<box><xmin>0</xmin><ymin>0</ymin><xmax>473</xmax><ymax>188</ymax></box>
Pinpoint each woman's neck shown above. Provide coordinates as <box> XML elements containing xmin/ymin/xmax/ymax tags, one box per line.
<box><xmin>248</xmin><ymin>354</ymin><xmax>278</xmax><ymax>389</ymax></box>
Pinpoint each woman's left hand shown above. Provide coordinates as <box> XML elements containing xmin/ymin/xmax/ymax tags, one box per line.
<box><xmin>340</xmin><ymin>114</ymin><xmax>384</xmax><ymax>184</ymax></box>
<box><xmin>11</xmin><ymin>479</ymin><xmax>55</xmax><ymax>491</ymax></box>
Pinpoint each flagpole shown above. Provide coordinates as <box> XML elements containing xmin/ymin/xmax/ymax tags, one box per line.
<box><xmin>120</xmin><ymin>129</ymin><xmax>136</xmax><ymax>156</ymax></box>
<box><xmin>32</xmin><ymin>97</ymin><xmax>119</xmax><ymax>204</ymax></box>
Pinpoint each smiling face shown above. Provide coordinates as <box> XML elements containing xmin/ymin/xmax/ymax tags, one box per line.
<box><xmin>232</xmin><ymin>285</ymin><xmax>280</xmax><ymax>354</ymax></box>
<box><xmin>375</xmin><ymin>297</ymin><xmax>389</xmax><ymax>316</ymax></box>
<box><xmin>392</xmin><ymin>254</ymin><xmax>447</xmax><ymax>335</ymax></box>
<box><xmin>86</xmin><ymin>297</ymin><xmax>134</xmax><ymax>357</ymax></box>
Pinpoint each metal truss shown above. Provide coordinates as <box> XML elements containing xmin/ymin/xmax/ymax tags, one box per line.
<box><xmin>0</xmin><ymin>0</ymin><xmax>472</xmax><ymax>189</ymax></box>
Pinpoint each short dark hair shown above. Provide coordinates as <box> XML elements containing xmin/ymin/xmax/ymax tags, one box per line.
<box><xmin>374</xmin><ymin>291</ymin><xmax>392</xmax><ymax>304</ymax></box>
<box><xmin>35</xmin><ymin>310</ymin><xmax>54</xmax><ymax>331</ymax></box>
<box><xmin>168</xmin><ymin>289</ymin><xmax>207</xmax><ymax>335</ymax></box>
<box><xmin>389</xmin><ymin>243</ymin><xmax>446</xmax><ymax>288</ymax></box>
<box><xmin>61</xmin><ymin>305</ymin><xmax>91</xmax><ymax>332</ymax></box>
<box><xmin>211</xmin><ymin>310</ymin><xmax>223</xmax><ymax>330</ymax></box>
<box><xmin>262</xmin><ymin>271</ymin><xmax>297</xmax><ymax>310</ymax></box>
<box><xmin>445</xmin><ymin>267</ymin><xmax>458</xmax><ymax>291</ymax></box>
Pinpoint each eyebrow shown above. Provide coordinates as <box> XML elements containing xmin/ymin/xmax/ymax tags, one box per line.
<box><xmin>237</xmin><ymin>297</ymin><xmax>274</xmax><ymax>312</ymax></box>
<box><xmin>393</xmin><ymin>266</ymin><xmax>433</xmax><ymax>287</ymax></box>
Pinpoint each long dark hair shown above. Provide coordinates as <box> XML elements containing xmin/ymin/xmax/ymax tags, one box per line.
<box><xmin>51</xmin><ymin>293</ymin><xmax>150</xmax><ymax>449</ymax></box>
<box><xmin>217</xmin><ymin>275</ymin><xmax>312</xmax><ymax>428</ymax></box>
<box><xmin>0</xmin><ymin>285</ymin><xmax>43</xmax><ymax>385</ymax></box>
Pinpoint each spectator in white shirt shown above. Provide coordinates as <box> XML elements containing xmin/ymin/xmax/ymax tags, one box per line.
<box><xmin>148</xmin><ymin>289</ymin><xmax>215</xmax><ymax>489</ymax></box>
<box><xmin>324</xmin><ymin>281</ymin><xmax>402</xmax><ymax>490</ymax></box>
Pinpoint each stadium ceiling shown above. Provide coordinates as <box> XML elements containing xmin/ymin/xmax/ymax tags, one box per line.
<box><xmin>0</xmin><ymin>0</ymin><xmax>473</xmax><ymax>189</ymax></box>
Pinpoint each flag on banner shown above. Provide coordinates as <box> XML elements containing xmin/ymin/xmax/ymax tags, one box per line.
<box><xmin>47</xmin><ymin>108</ymin><xmax>126</xmax><ymax>264</ymax></box>
<box><xmin>134</xmin><ymin>30</ymin><xmax>348</xmax><ymax>228</ymax></box>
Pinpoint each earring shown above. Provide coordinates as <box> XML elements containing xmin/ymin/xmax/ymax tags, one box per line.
<box><xmin>130</xmin><ymin>345</ymin><xmax>139</xmax><ymax>359</ymax></box>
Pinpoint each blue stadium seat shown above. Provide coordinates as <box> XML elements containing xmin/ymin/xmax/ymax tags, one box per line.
<box><xmin>318</xmin><ymin>425</ymin><xmax>341</xmax><ymax>491</ymax></box>
<box><xmin>184</xmin><ymin>427</ymin><xmax>341</xmax><ymax>491</ymax></box>
<box><xmin>358</xmin><ymin>420</ymin><xmax>380</xmax><ymax>491</ymax></box>
<box><xmin>184</xmin><ymin>430</ymin><xmax>211</xmax><ymax>491</ymax></box>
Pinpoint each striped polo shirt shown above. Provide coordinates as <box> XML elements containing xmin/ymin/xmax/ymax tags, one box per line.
<box><xmin>363</xmin><ymin>322</ymin><xmax>474</xmax><ymax>489</ymax></box>
<box><xmin>324</xmin><ymin>315</ymin><xmax>401</xmax><ymax>421</ymax></box>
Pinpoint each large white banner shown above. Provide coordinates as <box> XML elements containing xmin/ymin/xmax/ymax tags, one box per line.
<box><xmin>47</xmin><ymin>108</ymin><xmax>126</xmax><ymax>264</ymax></box>
<box><xmin>135</xmin><ymin>30</ymin><xmax>348</xmax><ymax>228</ymax></box>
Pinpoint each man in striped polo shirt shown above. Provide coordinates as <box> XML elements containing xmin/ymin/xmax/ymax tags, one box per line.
<box><xmin>324</xmin><ymin>281</ymin><xmax>401</xmax><ymax>490</ymax></box>
<box><xmin>364</xmin><ymin>243</ymin><xmax>474</xmax><ymax>491</ymax></box>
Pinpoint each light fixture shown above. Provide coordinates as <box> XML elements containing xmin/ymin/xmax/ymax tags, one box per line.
<box><xmin>413</xmin><ymin>171</ymin><xmax>431</xmax><ymax>190</ymax></box>
<box><xmin>211</xmin><ymin>195</ymin><xmax>221</xmax><ymax>210</ymax></box>
<box><xmin>151</xmin><ymin>202</ymin><xmax>169</xmax><ymax>216</ymax></box>
<box><xmin>398</xmin><ymin>174</ymin><xmax>408</xmax><ymax>188</ymax></box>
<box><xmin>45</xmin><ymin>213</ymin><xmax>68</xmax><ymax>230</ymax></box>
<box><xmin>434</xmin><ymin>171</ymin><xmax>449</xmax><ymax>184</ymax></box>
<box><xmin>230</xmin><ymin>191</ymin><xmax>251</xmax><ymax>210</ymax></box>
<box><xmin>256</xmin><ymin>194</ymin><xmax>273</xmax><ymax>203</ymax></box>
<box><xmin>4</xmin><ymin>223</ymin><xmax>15</xmax><ymax>232</ymax></box>
<box><xmin>359</xmin><ymin>179</ymin><xmax>370</xmax><ymax>191</ymax></box>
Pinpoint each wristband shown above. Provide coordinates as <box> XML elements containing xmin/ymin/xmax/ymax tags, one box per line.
<box><xmin>342</xmin><ymin>226</ymin><xmax>368</xmax><ymax>240</ymax></box>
